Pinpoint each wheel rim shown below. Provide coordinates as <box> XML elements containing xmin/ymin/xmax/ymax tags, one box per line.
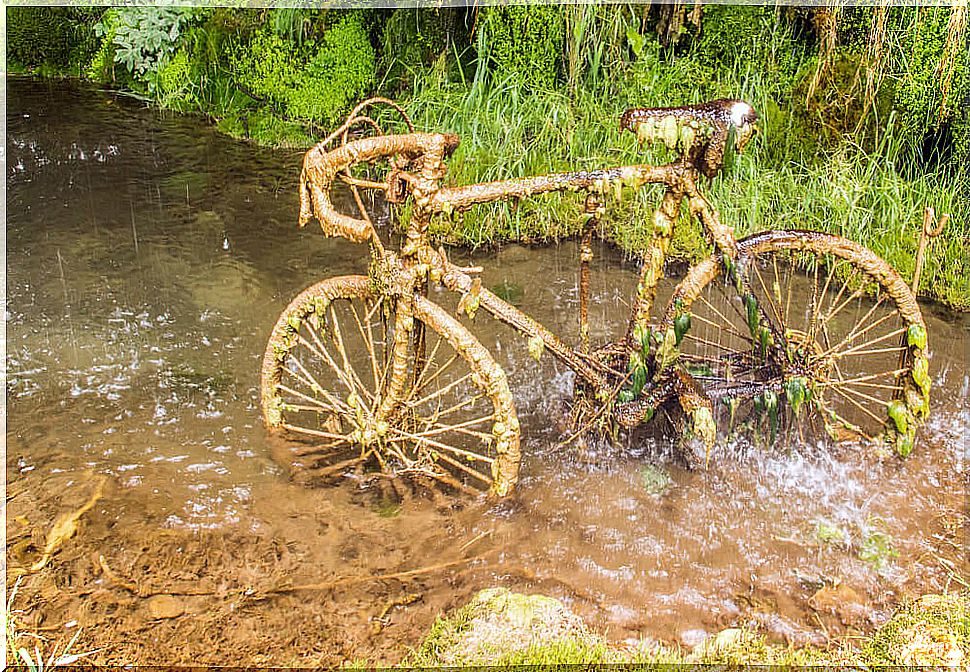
<box><xmin>262</xmin><ymin>277</ymin><xmax>517</xmax><ymax>496</ymax></box>
<box><xmin>665</xmin><ymin>233</ymin><xmax>925</xmax><ymax>444</ymax></box>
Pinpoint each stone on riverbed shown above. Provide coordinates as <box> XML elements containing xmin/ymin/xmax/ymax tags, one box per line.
<box><xmin>419</xmin><ymin>587</ymin><xmax>602</xmax><ymax>664</ymax></box>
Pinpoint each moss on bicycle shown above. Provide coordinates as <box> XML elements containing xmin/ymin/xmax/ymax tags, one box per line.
<box><xmin>261</xmin><ymin>95</ymin><xmax>932</xmax><ymax>497</ymax></box>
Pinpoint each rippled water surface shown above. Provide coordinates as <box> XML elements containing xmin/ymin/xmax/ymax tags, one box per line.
<box><xmin>6</xmin><ymin>78</ymin><xmax>968</xmax><ymax>664</ymax></box>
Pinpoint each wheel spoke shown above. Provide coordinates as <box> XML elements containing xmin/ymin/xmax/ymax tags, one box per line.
<box><xmin>410</xmin><ymin>353</ymin><xmax>461</xmax><ymax>399</ymax></box>
<box><xmin>815</xmin><ymin>369</ymin><xmax>907</xmax><ymax>388</ymax></box>
<box><xmin>297</xmin><ymin>330</ymin><xmax>364</xmax><ymax>404</ymax></box>
<box><xmin>825</xmin><ymin>385</ymin><xmax>889</xmax><ymax>427</ymax></box>
<box><xmin>682</xmin><ymin>332</ymin><xmax>751</xmax><ymax>354</ymax></box>
<box><xmin>281</xmin><ymin>422</ymin><xmax>352</xmax><ymax>442</ymax></box>
<box><xmin>312</xmin><ymin>454</ymin><xmax>370</xmax><ymax>480</ymax></box>
<box><xmin>830</xmin><ymin>327</ymin><xmax>907</xmax><ymax>359</ymax></box>
<box><xmin>808</xmin><ymin>258</ymin><xmax>840</xmax><ymax>343</ymax></box>
<box><xmin>815</xmin><ymin>296</ymin><xmax>893</xmax><ymax>359</ymax></box>
<box><xmin>428</xmin><ymin>393</ymin><xmax>488</xmax><ymax>420</ymax></box>
<box><xmin>389</xmin><ymin>427</ymin><xmax>494</xmax><ymax>464</ymax></box>
<box><xmin>823</xmin><ymin>275</ymin><xmax>867</xmax><ymax>326</ymax></box>
<box><xmin>691</xmin><ymin>309</ymin><xmax>748</xmax><ymax>341</ymax></box>
<box><xmin>410</xmin><ymin>371</ymin><xmax>475</xmax><ymax>408</ymax></box>
<box><xmin>277</xmin><ymin>382</ymin><xmax>351</xmax><ymax>415</ymax></box>
<box><xmin>418</xmin><ymin>414</ymin><xmax>495</xmax><ymax>439</ymax></box>
<box><xmin>349</xmin><ymin>300</ymin><xmax>381</xmax><ymax>395</ymax></box>
<box><xmin>293</xmin><ymin>439</ymin><xmax>351</xmax><ymax>457</ymax></box>
<box><xmin>328</xmin><ymin>304</ymin><xmax>376</xmax><ymax>405</ymax></box>
<box><xmin>754</xmin><ymin>260</ymin><xmax>785</xmax><ymax>330</ymax></box>
<box><xmin>412</xmin><ymin>336</ymin><xmax>447</xmax><ymax>394</ymax></box>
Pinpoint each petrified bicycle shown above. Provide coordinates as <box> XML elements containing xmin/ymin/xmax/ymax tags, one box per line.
<box><xmin>260</xmin><ymin>97</ymin><xmax>930</xmax><ymax>499</ymax></box>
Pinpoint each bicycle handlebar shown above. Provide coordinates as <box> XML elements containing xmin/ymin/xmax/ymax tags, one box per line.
<box><xmin>298</xmin><ymin>98</ymin><xmax>757</xmax><ymax>243</ymax></box>
<box><xmin>299</xmin><ymin>131</ymin><xmax>459</xmax><ymax>243</ymax></box>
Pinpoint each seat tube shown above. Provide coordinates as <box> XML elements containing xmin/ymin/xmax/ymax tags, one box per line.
<box><xmin>579</xmin><ymin>193</ymin><xmax>600</xmax><ymax>354</ymax></box>
<box><xmin>626</xmin><ymin>186</ymin><xmax>684</xmax><ymax>347</ymax></box>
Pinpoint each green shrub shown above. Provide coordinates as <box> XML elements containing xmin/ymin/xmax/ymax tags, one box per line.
<box><xmin>889</xmin><ymin>7</ymin><xmax>970</xmax><ymax>165</ymax></box>
<box><xmin>479</xmin><ymin>5</ymin><xmax>565</xmax><ymax>89</ymax></box>
<box><xmin>232</xmin><ymin>28</ymin><xmax>300</xmax><ymax>108</ymax></box>
<box><xmin>107</xmin><ymin>7</ymin><xmax>206</xmax><ymax>93</ymax></box>
<box><xmin>380</xmin><ymin>8</ymin><xmax>463</xmax><ymax>90</ymax></box>
<box><xmin>7</xmin><ymin>7</ymin><xmax>102</xmax><ymax>73</ymax></box>
<box><xmin>286</xmin><ymin>13</ymin><xmax>377</xmax><ymax>126</ymax></box>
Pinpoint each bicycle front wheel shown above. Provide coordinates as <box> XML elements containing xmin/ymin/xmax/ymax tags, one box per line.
<box><xmin>660</xmin><ymin>230</ymin><xmax>929</xmax><ymax>452</ymax></box>
<box><xmin>260</xmin><ymin>275</ymin><xmax>521</xmax><ymax>498</ymax></box>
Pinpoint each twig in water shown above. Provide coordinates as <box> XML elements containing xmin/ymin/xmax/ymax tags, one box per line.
<box><xmin>280</xmin><ymin>553</ymin><xmax>487</xmax><ymax>593</ymax></box>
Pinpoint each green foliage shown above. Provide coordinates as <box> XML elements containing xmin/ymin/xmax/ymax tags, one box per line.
<box><xmin>889</xmin><ymin>7</ymin><xmax>970</xmax><ymax>164</ymax></box>
<box><xmin>158</xmin><ymin>50</ymin><xmax>194</xmax><ymax>106</ymax></box>
<box><xmin>287</xmin><ymin>14</ymin><xmax>376</xmax><ymax>125</ymax></box>
<box><xmin>380</xmin><ymin>8</ymin><xmax>466</xmax><ymax>90</ymax></box>
<box><xmin>230</xmin><ymin>13</ymin><xmax>375</xmax><ymax>128</ymax></box>
<box><xmin>107</xmin><ymin>7</ymin><xmax>205</xmax><ymax>92</ymax></box>
<box><xmin>85</xmin><ymin>9</ymin><xmax>120</xmax><ymax>83</ymax></box>
<box><xmin>694</xmin><ymin>5</ymin><xmax>805</xmax><ymax>89</ymax></box>
<box><xmin>232</xmin><ymin>29</ymin><xmax>300</xmax><ymax>108</ymax></box>
<box><xmin>7</xmin><ymin>7</ymin><xmax>102</xmax><ymax>74</ymax></box>
<box><xmin>479</xmin><ymin>5</ymin><xmax>565</xmax><ymax>90</ymax></box>
<box><xmin>269</xmin><ymin>8</ymin><xmax>313</xmax><ymax>47</ymax></box>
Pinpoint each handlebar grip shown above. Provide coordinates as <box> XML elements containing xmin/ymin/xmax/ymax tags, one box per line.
<box><xmin>299</xmin><ymin>132</ymin><xmax>460</xmax><ymax>243</ymax></box>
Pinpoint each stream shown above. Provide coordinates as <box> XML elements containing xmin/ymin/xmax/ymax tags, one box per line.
<box><xmin>6</xmin><ymin>77</ymin><xmax>968</xmax><ymax>665</ymax></box>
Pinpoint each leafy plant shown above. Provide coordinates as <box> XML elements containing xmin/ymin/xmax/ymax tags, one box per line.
<box><xmin>107</xmin><ymin>7</ymin><xmax>204</xmax><ymax>92</ymax></box>
<box><xmin>286</xmin><ymin>13</ymin><xmax>377</xmax><ymax>126</ymax></box>
<box><xmin>858</xmin><ymin>516</ymin><xmax>900</xmax><ymax>573</ymax></box>
<box><xmin>479</xmin><ymin>4</ymin><xmax>565</xmax><ymax>90</ymax></box>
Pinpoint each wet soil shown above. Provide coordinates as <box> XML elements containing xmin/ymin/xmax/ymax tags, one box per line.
<box><xmin>6</xmin><ymin>78</ymin><xmax>968</xmax><ymax>666</ymax></box>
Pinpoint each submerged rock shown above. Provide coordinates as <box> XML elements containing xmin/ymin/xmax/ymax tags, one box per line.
<box><xmin>146</xmin><ymin>594</ymin><xmax>185</xmax><ymax>620</ymax></box>
<box><xmin>420</xmin><ymin>587</ymin><xmax>600</xmax><ymax>664</ymax></box>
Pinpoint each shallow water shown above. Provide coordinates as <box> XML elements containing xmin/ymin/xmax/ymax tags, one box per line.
<box><xmin>6</xmin><ymin>78</ymin><xmax>968</xmax><ymax>664</ymax></box>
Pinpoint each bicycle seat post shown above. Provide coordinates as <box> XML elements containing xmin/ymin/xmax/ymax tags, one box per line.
<box><xmin>579</xmin><ymin>193</ymin><xmax>602</xmax><ymax>355</ymax></box>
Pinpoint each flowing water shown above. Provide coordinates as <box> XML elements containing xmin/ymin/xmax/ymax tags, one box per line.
<box><xmin>6</xmin><ymin>78</ymin><xmax>968</xmax><ymax>665</ymax></box>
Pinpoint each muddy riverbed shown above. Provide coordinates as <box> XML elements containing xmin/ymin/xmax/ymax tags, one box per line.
<box><xmin>6</xmin><ymin>78</ymin><xmax>968</xmax><ymax>665</ymax></box>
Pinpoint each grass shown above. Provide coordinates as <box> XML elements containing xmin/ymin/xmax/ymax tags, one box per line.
<box><xmin>5</xmin><ymin>579</ymin><xmax>98</xmax><ymax>670</ymax></box>
<box><xmin>382</xmin><ymin>59</ymin><xmax>969</xmax><ymax>309</ymax></box>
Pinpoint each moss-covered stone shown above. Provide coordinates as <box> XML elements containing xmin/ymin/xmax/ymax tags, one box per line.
<box><xmin>417</xmin><ymin>587</ymin><xmax>601</xmax><ymax>665</ymax></box>
<box><xmin>866</xmin><ymin>593</ymin><xmax>970</xmax><ymax>666</ymax></box>
<box><xmin>415</xmin><ymin>589</ymin><xmax>970</xmax><ymax>667</ymax></box>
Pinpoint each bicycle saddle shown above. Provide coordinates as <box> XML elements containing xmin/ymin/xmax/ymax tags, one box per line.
<box><xmin>620</xmin><ymin>99</ymin><xmax>758</xmax><ymax>178</ymax></box>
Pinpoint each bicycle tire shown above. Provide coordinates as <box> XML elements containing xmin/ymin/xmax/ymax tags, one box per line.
<box><xmin>261</xmin><ymin>275</ymin><xmax>521</xmax><ymax>498</ymax></box>
<box><xmin>659</xmin><ymin>229</ymin><xmax>928</xmax><ymax>454</ymax></box>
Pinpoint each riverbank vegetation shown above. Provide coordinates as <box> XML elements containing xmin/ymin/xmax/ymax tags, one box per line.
<box><xmin>406</xmin><ymin>587</ymin><xmax>969</xmax><ymax>667</ymax></box>
<box><xmin>8</xmin><ymin>4</ymin><xmax>969</xmax><ymax>308</ymax></box>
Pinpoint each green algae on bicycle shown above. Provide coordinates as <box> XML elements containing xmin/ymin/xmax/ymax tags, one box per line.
<box><xmin>262</xmin><ymin>97</ymin><xmax>928</xmax><ymax>498</ymax></box>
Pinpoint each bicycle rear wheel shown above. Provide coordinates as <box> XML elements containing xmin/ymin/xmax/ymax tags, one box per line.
<box><xmin>260</xmin><ymin>275</ymin><xmax>521</xmax><ymax>498</ymax></box>
<box><xmin>661</xmin><ymin>230</ymin><xmax>928</xmax><ymax>453</ymax></box>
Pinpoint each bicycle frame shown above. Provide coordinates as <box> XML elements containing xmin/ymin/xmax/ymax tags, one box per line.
<box><xmin>266</xmin><ymin>97</ymin><xmax>929</xmax><ymax>495</ymax></box>
<box><xmin>295</xmin><ymin>98</ymin><xmax>765</xmax><ymax>430</ymax></box>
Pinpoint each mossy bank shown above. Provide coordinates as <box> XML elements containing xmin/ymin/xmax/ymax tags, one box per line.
<box><xmin>9</xmin><ymin>4</ymin><xmax>969</xmax><ymax>309</ymax></box>
<box><xmin>404</xmin><ymin>587</ymin><xmax>970</xmax><ymax>667</ymax></box>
